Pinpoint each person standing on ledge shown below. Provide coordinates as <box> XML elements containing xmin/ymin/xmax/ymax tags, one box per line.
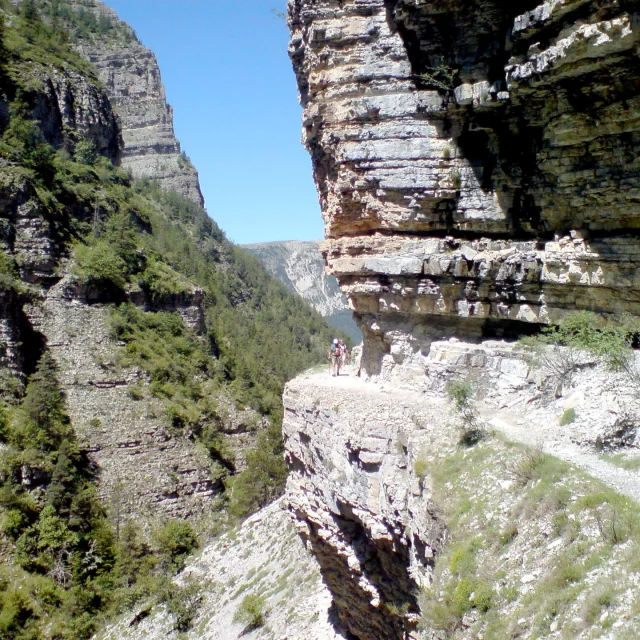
<box><xmin>338</xmin><ymin>338</ymin><xmax>348</xmax><ymax>371</ymax></box>
<box><xmin>329</xmin><ymin>338</ymin><xmax>343</xmax><ymax>376</ymax></box>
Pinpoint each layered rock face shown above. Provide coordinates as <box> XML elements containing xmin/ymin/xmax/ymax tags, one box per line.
<box><xmin>70</xmin><ymin>0</ymin><xmax>205</xmax><ymax>206</ymax></box>
<box><xmin>283</xmin><ymin>349</ymin><xmax>640</xmax><ymax>640</ymax></box>
<box><xmin>285</xmin><ymin>372</ymin><xmax>448</xmax><ymax>639</ymax></box>
<box><xmin>288</xmin><ymin>0</ymin><xmax>640</xmax><ymax>377</ymax></box>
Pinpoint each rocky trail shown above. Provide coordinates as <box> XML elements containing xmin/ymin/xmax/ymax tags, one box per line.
<box><xmin>315</xmin><ymin>362</ymin><xmax>640</xmax><ymax>505</ymax></box>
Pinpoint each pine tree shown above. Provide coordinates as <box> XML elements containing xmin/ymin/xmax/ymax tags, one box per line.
<box><xmin>20</xmin><ymin>0</ymin><xmax>39</xmax><ymax>23</ymax></box>
<box><xmin>20</xmin><ymin>352</ymin><xmax>72</xmax><ymax>451</ymax></box>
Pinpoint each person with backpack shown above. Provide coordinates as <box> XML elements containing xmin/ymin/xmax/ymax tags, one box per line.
<box><xmin>338</xmin><ymin>338</ymin><xmax>348</xmax><ymax>370</ymax></box>
<box><xmin>328</xmin><ymin>338</ymin><xmax>343</xmax><ymax>376</ymax></box>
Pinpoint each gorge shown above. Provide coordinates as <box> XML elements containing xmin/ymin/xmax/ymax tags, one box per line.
<box><xmin>282</xmin><ymin>0</ymin><xmax>640</xmax><ymax>638</ymax></box>
<box><xmin>3</xmin><ymin>1</ymin><xmax>640</xmax><ymax>639</ymax></box>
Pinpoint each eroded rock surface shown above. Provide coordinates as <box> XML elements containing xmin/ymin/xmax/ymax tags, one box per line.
<box><xmin>283</xmin><ymin>343</ymin><xmax>640</xmax><ymax>639</ymax></box>
<box><xmin>70</xmin><ymin>0</ymin><xmax>205</xmax><ymax>206</ymax></box>
<box><xmin>97</xmin><ymin>500</ymin><xmax>340</xmax><ymax>640</ymax></box>
<box><xmin>288</xmin><ymin>0</ymin><xmax>640</xmax><ymax>376</ymax></box>
<box><xmin>284</xmin><ymin>370</ymin><xmax>449</xmax><ymax>639</ymax></box>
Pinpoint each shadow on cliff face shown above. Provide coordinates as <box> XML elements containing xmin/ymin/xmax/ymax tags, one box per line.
<box><xmin>17</xmin><ymin>306</ymin><xmax>46</xmax><ymax>377</ymax></box>
<box><xmin>383</xmin><ymin>0</ymin><xmax>640</xmax><ymax>240</ymax></box>
<box><xmin>297</xmin><ymin>498</ymin><xmax>423</xmax><ymax>640</ymax></box>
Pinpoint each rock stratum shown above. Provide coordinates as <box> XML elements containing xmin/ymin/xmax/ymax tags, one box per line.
<box><xmin>283</xmin><ymin>353</ymin><xmax>640</xmax><ymax>639</ymax></box>
<box><xmin>71</xmin><ymin>0</ymin><xmax>205</xmax><ymax>207</ymax></box>
<box><xmin>280</xmin><ymin>1</ymin><xmax>640</xmax><ymax>639</ymax></box>
<box><xmin>288</xmin><ymin>0</ymin><xmax>640</xmax><ymax>378</ymax></box>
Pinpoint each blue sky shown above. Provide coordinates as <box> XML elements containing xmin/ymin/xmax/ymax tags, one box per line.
<box><xmin>106</xmin><ymin>0</ymin><xmax>322</xmax><ymax>245</ymax></box>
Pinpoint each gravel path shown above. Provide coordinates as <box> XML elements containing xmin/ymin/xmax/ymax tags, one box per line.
<box><xmin>488</xmin><ymin>411</ymin><xmax>640</xmax><ymax>504</ymax></box>
<box><xmin>310</xmin><ymin>364</ymin><xmax>640</xmax><ymax>505</ymax></box>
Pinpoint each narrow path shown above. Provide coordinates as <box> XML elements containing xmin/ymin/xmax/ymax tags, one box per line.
<box><xmin>487</xmin><ymin>410</ymin><xmax>640</xmax><ymax>504</ymax></box>
<box><xmin>295</xmin><ymin>367</ymin><xmax>640</xmax><ymax>504</ymax></box>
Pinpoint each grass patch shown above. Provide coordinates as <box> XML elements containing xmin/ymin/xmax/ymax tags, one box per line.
<box><xmin>602</xmin><ymin>453</ymin><xmax>640</xmax><ymax>472</ymax></box>
<box><xmin>559</xmin><ymin>407</ymin><xmax>576</xmax><ymax>426</ymax></box>
<box><xmin>233</xmin><ymin>593</ymin><xmax>267</xmax><ymax>630</ymax></box>
<box><xmin>419</xmin><ymin>438</ymin><xmax>640</xmax><ymax>638</ymax></box>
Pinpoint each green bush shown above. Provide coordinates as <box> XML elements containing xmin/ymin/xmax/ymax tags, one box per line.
<box><xmin>165</xmin><ymin>580</ymin><xmax>203</xmax><ymax>632</ymax></box>
<box><xmin>138</xmin><ymin>257</ymin><xmax>192</xmax><ymax>302</ymax></box>
<box><xmin>559</xmin><ymin>408</ymin><xmax>576</xmax><ymax>426</ymax></box>
<box><xmin>153</xmin><ymin>520</ymin><xmax>199</xmax><ymax>571</ymax></box>
<box><xmin>445</xmin><ymin>379</ymin><xmax>485</xmax><ymax>445</ymax></box>
<box><xmin>233</xmin><ymin>593</ymin><xmax>267</xmax><ymax>629</ymax></box>
<box><xmin>227</xmin><ymin>422</ymin><xmax>287</xmax><ymax>519</ymax></box>
<box><xmin>414</xmin><ymin>458</ymin><xmax>428</xmax><ymax>480</ymax></box>
<box><xmin>72</xmin><ymin>240</ymin><xmax>128</xmax><ymax>291</ymax></box>
<box><xmin>521</xmin><ymin>311</ymin><xmax>640</xmax><ymax>394</ymax></box>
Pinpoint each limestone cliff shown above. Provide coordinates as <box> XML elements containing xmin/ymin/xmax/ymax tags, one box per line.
<box><xmin>68</xmin><ymin>0</ymin><xmax>205</xmax><ymax>206</ymax></box>
<box><xmin>283</xmin><ymin>344</ymin><xmax>640</xmax><ymax>639</ymax></box>
<box><xmin>288</xmin><ymin>0</ymin><xmax>640</xmax><ymax>378</ymax></box>
<box><xmin>283</xmin><ymin>1</ymin><xmax>640</xmax><ymax>639</ymax></box>
<box><xmin>243</xmin><ymin>239</ymin><xmax>362</xmax><ymax>342</ymax></box>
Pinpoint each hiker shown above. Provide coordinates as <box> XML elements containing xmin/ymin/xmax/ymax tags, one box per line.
<box><xmin>338</xmin><ymin>339</ymin><xmax>348</xmax><ymax>370</ymax></box>
<box><xmin>329</xmin><ymin>338</ymin><xmax>343</xmax><ymax>376</ymax></box>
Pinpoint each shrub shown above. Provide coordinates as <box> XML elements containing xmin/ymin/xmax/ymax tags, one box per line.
<box><xmin>559</xmin><ymin>408</ymin><xmax>576</xmax><ymax>426</ymax></box>
<box><xmin>153</xmin><ymin>520</ymin><xmax>199</xmax><ymax>571</ymax></box>
<box><xmin>414</xmin><ymin>458</ymin><xmax>428</xmax><ymax>480</ymax></box>
<box><xmin>451</xmin><ymin>169</ymin><xmax>462</xmax><ymax>190</ymax></box>
<box><xmin>233</xmin><ymin>593</ymin><xmax>267</xmax><ymax>629</ymax></box>
<box><xmin>127</xmin><ymin>384</ymin><xmax>144</xmax><ymax>400</ymax></box>
<box><xmin>73</xmin><ymin>241</ymin><xmax>128</xmax><ymax>291</ymax></box>
<box><xmin>445</xmin><ymin>379</ymin><xmax>485</xmax><ymax>445</ymax></box>
<box><xmin>227</xmin><ymin>422</ymin><xmax>287</xmax><ymax>519</ymax></box>
<box><xmin>165</xmin><ymin>580</ymin><xmax>203</xmax><ymax>632</ymax></box>
<box><xmin>521</xmin><ymin>311</ymin><xmax>640</xmax><ymax>395</ymax></box>
<box><xmin>138</xmin><ymin>257</ymin><xmax>192</xmax><ymax>303</ymax></box>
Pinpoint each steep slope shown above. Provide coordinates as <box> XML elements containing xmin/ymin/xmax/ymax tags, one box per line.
<box><xmin>97</xmin><ymin>500</ymin><xmax>340</xmax><ymax>640</ymax></box>
<box><xmin>283</xmin><ymin>356</ymin><xmax>640</xmax><ymax>639</ymax></box>
<box><xmin>243</xmin><ymin>239</ymin><xmax>362</xmax><ymax>342</ymax></box>
<box><xmin>39</xmin><ymin>0</ymin><xmax>205</xmax><ymax>206</ymax></box>
<box><xmin>0</xmin><ymin>4</ymin><xmax>341</xmax><ymax>636</ymax></box>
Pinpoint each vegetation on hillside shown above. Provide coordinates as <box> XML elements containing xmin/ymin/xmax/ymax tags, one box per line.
<box><xmin>0</xmin><ymin>4</ymin><xmax>344</xmax><ymax>636</ymax></box>
<box><xmin>0</xmin><ymin>355</ymin><xmax>203</xmax><ymax>639</ymax></box>
<box><xmin>520</xmin><ymin>311</ymin><xmax>640</xmax><ymax>395</ymax></box>
<box><xmin>417</xmin><ymin>438</ymin><xmax>640</xmax><ymax>638</ymax></box>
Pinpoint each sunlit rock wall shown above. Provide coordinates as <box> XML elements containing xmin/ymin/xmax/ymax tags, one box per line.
<box><xmin>288</xmin><ymin>0</ymin><xmax>640</xmax><ymax>377</ymax></box>
<box><xmin>70</xmin><ymin>0</ymin><xmax>205</xmax><ymax>207</ymax></box>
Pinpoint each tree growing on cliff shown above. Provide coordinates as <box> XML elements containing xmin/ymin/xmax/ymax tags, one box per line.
<box><xmin>521</xmin><ymin>311</ymin><xmax>640</xmax><ymax>397</ymax></box>
<box><xmin>445</xmin><ymin>379</ymin><xmax>485</xmax><ymax>446</ymax></box>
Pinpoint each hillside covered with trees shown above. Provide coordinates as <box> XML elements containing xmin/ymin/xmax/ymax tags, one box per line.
<box><xmin>0</xmin><ymin>2</ymin><xmax>344</xmax><ymax>637</ymax></box>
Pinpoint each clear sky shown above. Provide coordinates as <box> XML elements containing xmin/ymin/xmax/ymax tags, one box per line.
<box><xmin>105</xmin><ymin>0</ymin><xmax>323</xmax><ymax>245</ymax></box>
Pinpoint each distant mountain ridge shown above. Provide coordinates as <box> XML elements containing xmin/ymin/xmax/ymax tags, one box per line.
<box><xmin>242</xmin><ymin>240</ymin><xmax>361</xmax><ymax>343</ymax></box>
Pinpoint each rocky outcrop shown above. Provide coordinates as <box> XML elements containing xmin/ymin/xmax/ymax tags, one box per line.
<box><xmin>28</xmin><ymin>65</ymin><xmax>121</xmax><ymax>161</ymax></box>
<box><xmin>283</xmin><ymin>343</ymin><xmax>640</xmax><ymax>639</ymax></box>
<box><xmin>68</xmin><ymin>0</ymin><xmax>205</xmax><ymax>206</ymax></box>
<box><xmin>284</xmin><ymin>371</ymin><xmax>448</xmax><ymax>639</ymax></box>
<box><xmin>243</xmin><ymin>239</ymin><xmax>362</xmax><ymax>341</ymax></box>
<box><xmin>96</xmin><ymin>500</ymin><xmax>340</xmax><ymax>640</ymax></box>
<box><xmin>284</xmin><ymin>2</ymin><xmax>640</xmax><ymax>638</ymax></box>
<box><xmin>288</xmin><ymin>0</ymin><xmax>640</xmax><ymax>377</ymax></box>
<box><xmin>23</xmin><ymin>278</ymin><xmax>219</xmax><ymax>523</ymax></box>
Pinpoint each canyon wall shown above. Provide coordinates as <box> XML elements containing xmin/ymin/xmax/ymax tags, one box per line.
<box><xmin>283</xmin><ymin>1</ymin><xmax>640</xmax><ymax>639</ymax></box>
<box><xmin>288</xmin><ymin>0</ymin><xmax>640</xmax><ymax>378</ymax></box>
<box><xmin>243</xmin><ymin>239</ymin><xmax>362</xmax><ymax>342</ymax></box>
<box><xmin>70</xmin><ymin>0</ymin><xmax>205</xmax><ymax>207</ymax></box>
